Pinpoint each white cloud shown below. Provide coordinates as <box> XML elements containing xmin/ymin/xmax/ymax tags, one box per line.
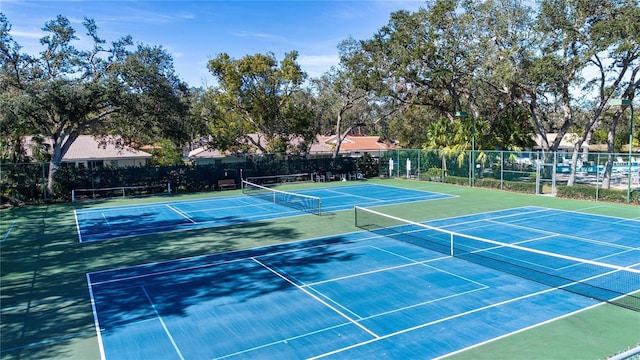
<box><xmin>8</xmin><ymin>29</ymin><xmax>42</xmax><ymax>39</ymax></box>
<box><xmin>232</xmin><ymin>31</ymin><xmax>285</xmax><ymax>41</ymax></box>
<box><xmin>298</xmin><ymin>54</ymin><xmax>340</xmax><ymax>78</ymax></box>
<box><xmin>299</xmin><ymin>54</ymin><xmax>340</xmax><ymax>67</ymax></box>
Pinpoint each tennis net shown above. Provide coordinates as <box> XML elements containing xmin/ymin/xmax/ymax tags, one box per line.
<box><xmin>242</xmin><ymin>180</ymin><xmax>321</xmax><ymax>215</ymax></box>
<box><xmin>354</xmin><ymin>206</ymin><xmax>640</xmax><ymax>312</ymax></box>
<box><xmin>71</xmin><ymin>183</ymin><xmax>171</xmax><ymax>202</ymax></box>
<box><xmin>246</xmin><ymin>173</ymin><xmax>313</xmax><ymax>185</ymax></box>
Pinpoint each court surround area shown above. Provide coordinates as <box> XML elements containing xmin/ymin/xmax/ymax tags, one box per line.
<box><xmin>87</xmin><ymin>201</ymin><xmax>640</xmax><ymax>359</ymax></box>
<box><xmin>3</xmin><ymin>179</ymin><xmax>639</xmax><ymax>360</ymax></box>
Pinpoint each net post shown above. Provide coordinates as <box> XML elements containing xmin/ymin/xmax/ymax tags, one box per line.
<box><xmin>167</xmin><ymin>182</ymin><xmax>171</xmax><ymax>194</ymax></box>
<box><xmin>450</xmin><ymin>233</ymin><xmax>454</xmax><ymax>256</ymax></box>
<box><xmin>71</xmin><ymin>189</ymin><xmax>75</xmax><ymax>203</ymax></box>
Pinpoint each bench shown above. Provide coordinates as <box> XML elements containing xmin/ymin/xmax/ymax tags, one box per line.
<box><xmin>217</xmin><ymin>179</ymin><xmax>237</xmax><ymax>190</ymax></box>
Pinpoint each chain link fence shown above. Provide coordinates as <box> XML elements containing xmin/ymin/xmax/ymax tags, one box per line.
<box><xmin>378</xmin><ymin>149</ymin><xmax>639</xmax><ymax>204</ymax></box>
<box><xmin>1</xmin><ymin>150</ymin><xmax>638</xmax><ymax>205</ymax></box>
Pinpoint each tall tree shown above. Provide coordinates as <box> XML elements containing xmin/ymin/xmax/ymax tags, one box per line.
<box><xmin>205</xmin><ymin>51</ymin><xmax>315</xmax><ymax>154</ymax></box>
<box><xmin>557</xmin><ymin>0</ymin><xmax>640</xmax><ymax>187</ymax></box>
<box><xmin>311</xmin><ymin>39</ymin><xmax>389</xmax><ymax>158</ymax></box>
<box><xmin>358</xmin><ymin>0</ymin><xmax>528</xmax><ymax>151</ymax></box>
<box><xmin>0</xmin><ymin>15</ymin><xmax>191</xmax><ymax>195</ymax></box>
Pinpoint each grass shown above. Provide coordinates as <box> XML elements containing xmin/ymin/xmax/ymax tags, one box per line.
<box><xmin>1</xmin><ymin>178</ymin><xmax>638</xmax><ymax>359</ymax></box>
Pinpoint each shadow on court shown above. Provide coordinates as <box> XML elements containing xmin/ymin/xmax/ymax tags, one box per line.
<box><xmin>89</xmin><ymin>235</ymin><xmax>356</xmax><ymax>331</ymax></box>
<box><xmin>0</xmin><ymin>203</ymin><xmax>317</xmax><ymax>359</ymax></box>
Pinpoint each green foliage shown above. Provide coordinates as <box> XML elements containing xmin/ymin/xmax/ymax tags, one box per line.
<box><xmin>443</xmin><ymin>175</ymin><xmax>467</xmax><ymax>185</ymax></box>
<box><xmin>1</xmin><ymin>15</ymin><xmax>192</xmax><ymax>196</ymax></box>
<box><xmin>30</xmin><ymin>155</ymin><xmax>370</xmax><ymax>202</ymax></box>
<box><xmin>422</xmin><ymin>167</ymin><xmax>443</xmax><ymax>181</ymax></box>
<box><xmin>0</xmin><ymin>163</ymin><xmax>47</xmax><ymax>203</ymax></box>
<box><xmin>354</xmin><ymin>153</ymin><xmax>379</xmax><ymax>178</ymax></box>
<box><xmin>205</xmin><ymin>51</ymin><xmax>315</xmax><ymax>154</ymax></box>
<box><xmin>502</xmin><ymin>180</ymin><xmax>537</xmax><ymax>194</ymax></box>
<box><xmin>148</xmin><ymin>140</ymin><xmax>182</xmax><ymax>166</ymax></box>
<box><xmin>556</xmin><ymin>185</ymin><xmax>639</xmax><ymax>204</ymax></box>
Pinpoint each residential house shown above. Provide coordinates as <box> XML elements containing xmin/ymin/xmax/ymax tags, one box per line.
<box><xmin>187</xmin><ymin>134</ymin><xmax>399</xmax><ymax>164</ymax></box>
<box><xmin>24</xmin><ymin>135</ymin><xmax>151</xmax><ymax>168</ymax></box>
<box><xmin>532</xmin><ymin>133</ymin><xmax>588</xmax><ymax>152</ymax></box>
<box><xmin>321</xmin><ymin>135</ymin><xmax>399</xmax><ymax>157</ymax></box>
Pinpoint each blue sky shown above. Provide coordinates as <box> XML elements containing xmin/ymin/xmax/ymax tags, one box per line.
<box><xmin>2</xmin><ymin>0</ymin><xmax>425</xmax><ymax>87</ymax></box>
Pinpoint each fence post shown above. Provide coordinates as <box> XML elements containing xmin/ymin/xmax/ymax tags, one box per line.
<box><xmin>500</xmin><ymin>151</ymin><xmax>504</xmax><ymax>190</ymax></box>
<box><xmin>42</xmin><ymin>162</ymin><xmax>46</xmax><ymax>201</ymax></box>
<box><xmin>596</xmin><ymin>153</ymin><xmax>600</xmax><ymax>201</ymax></box>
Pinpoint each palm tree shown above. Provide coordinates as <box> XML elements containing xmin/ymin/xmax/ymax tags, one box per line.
<box><xmin>424</xmin><ymin>118</ymin><xmax>469</xmax><ymax>179</ymax></box>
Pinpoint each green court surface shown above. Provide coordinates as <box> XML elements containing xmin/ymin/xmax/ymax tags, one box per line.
<box><xmin>1</xmin><ymin>179</ymin><xmax>639</xmax><ymax>359</ymax></box>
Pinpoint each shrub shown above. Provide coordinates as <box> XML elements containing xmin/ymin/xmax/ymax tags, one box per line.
<box><xmin>557</xmin><ymin>185</ymin><xmax>638</xmax><ymax>204</ymax></box>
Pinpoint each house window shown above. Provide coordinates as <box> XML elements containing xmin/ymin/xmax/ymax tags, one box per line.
<box><xmin>87</xmin><ymin>160</ymin><xmax>104</xmax><ymax>169</ymax></box>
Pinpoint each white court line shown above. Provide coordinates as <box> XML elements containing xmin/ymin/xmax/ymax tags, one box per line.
<box><xmin>302</xmin><ymin>247</ymin><xmax>488</xmax><ymax>290</ymax></box>
<box><xmin>396</xmin><ymin>206</ymin><xmax>552</xmax><ymax>235</ymax></box>
<box><xmin>213</xmin><ymin>323</ymin><xmax>355</xmax><ymax>360</ymax></box>
<box><xmin>165</xmin><ymin>204</ymin><xmax>196</xmax><ymax>223</ymax></box>
<box><xmin>303</xmin><ymin>257</ymin><xmax>490</xmax><ymax>322</ymax></box>
<box><xmin>308</xmin><ymin>287</ymin><xmax>559</xmax><ymax>359</ymax></box>
<box><xmin>426</xmin><ymin>207</ymin><xmax>553</xmax><ymax>231</ymax></box>
<box><xmin>82</xmin><ymin>205</ymin><xmax>308</xmax><ymax>243</ymax></box>
<box><xmin>2</xmin><ymin>221</ymin><xmax>15</xmax><ymax>241</ymax></box>
<box><xmin>359</xmin><ymin>286</ymin><xmax>490</xmax><ymax>322</ymax></box>
<box><xmin>432</xmin><ymin>301</ymin><xmax>608</xmax><ymax>360</ymax></box>
<box><xmin>101</xmin><ymin>213</ymin><xmax>112</xmax><ymax>229</ymax></box>
<box><xmin>251</xmin><ymin>257</ymin><xmax>380</xmax><ymax>339</ymax></box>
<box><xmin>179</xmin><ymin>200</ymin><xmax>287</xmax><ymax>214</ymax></box>
<box><xmin>74</xmin><ymin>209</ymin><xmax>83</xmax><ymax>243</ymax></box>
<box><xmin>562</xmin><ymin>205</ymin><xmax>640</xmax><ymax>224</ymax></box>
<box><xmin>323</xmin><ymin>188</ymin><xmax>384</xmax><ymax>202</ymax></box>
<box><xmin>87</xmin><ymin>232</ymin><xmax>386</xmax><ymax>285</ymax></box>
<box><xmin>86</xmin><ymin>274</ymin><xmax>106</xmax><ymax>360</ymax></box>
<box><xmin>304</xmin><ymin>286</ymin><xmax>364</xmax><ymax>320</ymax></box>
<box><xmin>322</xmin><ymin>188</ymin><xmax>450</xmax><ymax>205</ymax></box>
<box><xmin>484</xmin><ymin>219</ymin><xmax>637</xmax><ymax>250</ymax></box>
<box><xmin>74</xmin><ymin>194</ymin><xmax>250</xmax><ymax>213</ymax></box>
<box><xmin>141</xmin><ymin>285</ymin><xmax>185</xmax><ymax>360</ymax></box>
<box><xmin>302</xmin><ymin>254</ymin><xmax>453</xmax><ymax>288</ymax></box>
<box><xmin>325</xmin><ymin>182</ymin><xmax>458</xmax><ymax>198</ymax></box>
<box><xmin>497</xmin><ymin>207</ymin><xmax>640</xmax><ymax>234</ymax></box>
<box><xmin>89</xmin><ymin>256</ymin><xmax>249</xmax><ymax>286</ymax></box>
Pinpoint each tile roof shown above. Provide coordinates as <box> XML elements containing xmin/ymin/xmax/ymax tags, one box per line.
<box><xmin>322</xmin><ymin>135</ymin><xmax>399</xmax><ymax>152</ymax></box>
<box><xmin>188</xmin><ymin>134</ymin><xmax>398</xmax><ymax>158</ymax></box>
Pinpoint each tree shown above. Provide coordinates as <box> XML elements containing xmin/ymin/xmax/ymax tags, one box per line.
<box><xmin>514</xmin><ymin>0</ymin><xmax>640</xmax><ymax>187</ymax></box>
<box><xmin>357</xmin><ymin>0</ymin><xmax>530</xmax><ymax>151</ymax></box>
<box><xmin>424</xmin><ymin>117</ymin><xmax>468</xmax><ymax>178</ymax></box>
<box><xmin>312</xmin><ymin>43</ymin><xmax>378</xmax><ymax>158</ymax></box>
<box><xmin>0</xmin><ymin>15</ymin><xmax>191</xmax><ymax>196</ymax></box>
<box><xmin>205</xmin><ymin>51</ymin><xmax>316</xmax><ymax>154</ymax></box>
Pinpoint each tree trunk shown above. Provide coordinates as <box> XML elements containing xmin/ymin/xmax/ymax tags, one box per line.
<box><xmin>332</xmin><ymin>111</ymin><xmax>344</xmax><ymax>160</ymax></box>
<box><xmin>46</xmin><ymin>132</ymin><xmax>78</xmax><ymax>198</ymax></box>
<box><xmin>47</xmin><ymin>152</ymin><xmax>63</xmax><ymax>198</ymax></box>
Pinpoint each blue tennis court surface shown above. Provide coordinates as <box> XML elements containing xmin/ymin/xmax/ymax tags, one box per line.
<box><xmin>87</xmin><ymin>206</ymin><xmax>640</xmax><ymax>359</ymax></box>
<box><xmin>75</xmin><ymin>183</ymin><xmax>454</xmax><ymax>242</ymax></box>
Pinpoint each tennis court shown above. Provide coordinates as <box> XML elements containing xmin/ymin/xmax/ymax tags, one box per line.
<box><xmin>74</xmin><ymin>183</ymin><xmax>454</xmax><ymax>242</ymax></box>
<box><xmin>87</xmin><ymin>206</ymin><xmax>640</xmax><ymax>359</ymax></box>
